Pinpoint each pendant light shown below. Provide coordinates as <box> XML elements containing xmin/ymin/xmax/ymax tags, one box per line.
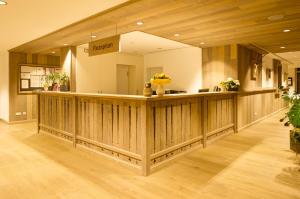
<box><xmin>0</xmin><ymin>0</ymin><xmax>7</xmax><ymax>5</ymax></box>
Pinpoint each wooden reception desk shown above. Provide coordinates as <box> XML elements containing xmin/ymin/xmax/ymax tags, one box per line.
<box><xmin>36</xmin><ymin>89</ymin><xmax>287</xmax><ymax>175</ymax></box>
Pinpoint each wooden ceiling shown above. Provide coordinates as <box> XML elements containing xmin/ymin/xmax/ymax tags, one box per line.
<box><xmin>10</xmin><ymin>0</ymin><xmax>300</xmax><ymax>54</ymax></box>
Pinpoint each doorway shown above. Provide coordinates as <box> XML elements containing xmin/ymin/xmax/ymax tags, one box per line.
<box><xmin>117</xmin><ymin>64</ymin><xmax>136</xmax><ymax>95</ymax></box>
<box><xmin>146</xmin><ymin>67</ymin><xmax>163</xmax><ymax>82</ymax></box>
<box><xmin>296</xmin><ymin>68</ymin><xmax>300</xmax><ymax>93</ymax></box>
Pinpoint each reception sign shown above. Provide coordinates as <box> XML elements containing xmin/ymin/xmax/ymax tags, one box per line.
<box><xmin>89</xmin><ymin>35</ymin><xmax>120</xmax><ymax>56</ymax></box>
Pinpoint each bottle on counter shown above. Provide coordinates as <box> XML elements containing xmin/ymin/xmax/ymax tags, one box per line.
<box><xmin>143</xmin><ymin>82</ymin><xmax>152</xmax><ymax>97</ymax></box>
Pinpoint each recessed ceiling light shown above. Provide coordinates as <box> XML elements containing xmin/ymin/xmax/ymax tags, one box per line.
<box><xmin>200</xmin><ymin>42</ymin><xmax>205</xmax><ymax>45</ymax></box>
<box><xmin>174</xmin><ymin>33</ymin><xmax>180</xmax><ymax>37</ymax></box>
<box><xmin>91</xmin><ymin>35</ymin><xmax>97</xmax><ymax>38</ymax></box>
<box><xmin>0</xmin><ymin>1</ymin><xmax>7</xmax><ymax>5</ymax></box>
<box><xmin>280</xmin><ymin>46</ymin><xmax>286</xmax><ymax>49</ymax></box>
<box><xmin>136</xmin><ymin>21</ymin><xmax>144</xmax><ymax>26</ymax></box>
<box><xmin>51</xmin><ymin>51</ymin><xmax>56</xmax><ymax>54</ymax></box>
<box><xmin>63</xmin><ymin>44</ymin><xmax>68</xmax><ymax>46</ymax></box>
<box><xmin>283</xmin><ymin>29</ymin><xmax>291</xmax><ymax>32</ymax></box>
<box><xmin>268</xmin><ymin>14</ymin><xmax>284</xmax><ymax>21</ymax></box>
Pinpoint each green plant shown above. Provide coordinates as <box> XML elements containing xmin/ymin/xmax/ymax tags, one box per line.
<box><xmin>59</xmin><ymin>72</ymin><xmax>69</xmax><ymax>86</ymax></box>
<box><xmin>151</xmin><ymin>73</ymin><xmax>171</xmax><ymax>80</ymax></box>
<box><xmin>288</xmin><ymin>103</ymin><xmax>300</xmax><ymax>128</ymax></box>
<box><xmin>282</xmin><ymin>92</ymin><xmax>300</xmax><ymax>104</ymax></box>
<box><xmin>47</xmin><ymin>72</ymin><xmax>61</xmax><ymax>84</ymax></box>
<box><xmin>42</xmin><ymin>75</ymin><xmax>51</xmax><ymax>88</ymax></box>
<box><xmin>220</xmin><ymin>77</ymin><xmax>240</xmax><ymax>90</ymax></box>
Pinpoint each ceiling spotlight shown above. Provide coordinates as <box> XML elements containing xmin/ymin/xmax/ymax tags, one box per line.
<box><xmin>91</xmin><ymin>35</ymin><xmax>97</xmax><ymax>38</ymax></box>
<box><xmin>51</xmin><ymin>51</ymin><xmax>56</xmax><ymax>54</ymax></box>
<box><xmin>63</xmin><ymin>44</ymin><xmax>68</xmax><ymax>46</ymax></box>
<box><xmin>268</xmin><ymin>14</ymin><xmax>284</xmax><ymax>21</ymax></box>
<box><xmin>136</xmin><ymin>21</ymin><xmax>144</xmax><ymax>26</ymax></box>
<box><xmin>174</xmin><ymin>33</ymin><xmax>180</xmax><ymax>37</ymax></box>
<box><xmin>283</xmin><ymin>29</ymin><xmax>291</xmax><ymax>32</ymax></box>
<box><xmin>0</xmin><ymin>1</ymin><xmax>7</xmax><ymax>5</ymax></box>
<box><xmin>200</xmin><ymin>42</ymin><xmax>205</xmax><ymax>45</ymax></box>
<box><xmin>280</xmin><ymin>46</ymin><xmax>286</xmax><ymax>49</ymax></box>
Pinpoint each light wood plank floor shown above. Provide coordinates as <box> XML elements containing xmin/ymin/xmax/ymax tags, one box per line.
<box><xmin>0</xmin><ymin>111</ymin><xmax>299</xmax><ymax>199</ymax></box>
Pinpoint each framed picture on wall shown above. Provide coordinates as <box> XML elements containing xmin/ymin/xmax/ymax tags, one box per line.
<box><xmin>266</xmin><ymin>69</ymin><xmax>271</xmax><ymax>79</ymax></box>
<box><xmin>288</xmin><ymin>77</ymin><xmax>293</xmax><ymax>86</ymax></box>
<box><xmin>251</xmin><ymin>63</ymin><xmax>258</xmax><ymax>80</ymax></box>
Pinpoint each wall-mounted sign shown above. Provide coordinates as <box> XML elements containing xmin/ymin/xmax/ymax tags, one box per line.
<box><xmin>89</xmin><ymin>35</ymin><xmax>120</xmax><ymax>56</ymax></box>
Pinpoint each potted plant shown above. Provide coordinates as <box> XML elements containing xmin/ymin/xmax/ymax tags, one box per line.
<box><xmin>59</xmin><ymin>72</ymin><xmax>70</xmax><ymax>91</ymax></box>
<box><xmin>220</xmin><ymin>77</ymin><xmax>240</xmax><ymax>91</ymax></box>
<box><xmin>287</xmin><ymin>103</ymin><xmax>300</xmax><ymax>154</ymax></box>
<box><xmin>283</xmin><ymin>92</ymin><xmax>300</xmax><ymax>154</ymax></box>
<box><xmin>47</xmin><ymin>72</ymin><xmax>61</xmax><ymax>91</ymax></box>
<box><xmin>150</xmin><ymin>73</ymin><xmax>171</xmax><ymax>96</ymax></box>
<box><xmin>42</xmin><ymin>76</ymin><xmax>51</xmax><ymax>91</ymax></box>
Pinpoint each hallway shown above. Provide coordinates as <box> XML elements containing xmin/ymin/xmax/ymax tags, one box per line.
<box><xmin>0</xmin><ymin>110</ymin><xmax>299</xmax><ymax>199</ymax></box>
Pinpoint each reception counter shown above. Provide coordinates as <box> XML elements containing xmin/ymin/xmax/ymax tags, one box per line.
<box><xmin>36</xmin><ymin>89</ymin><xmax>287</xmax><ymax>175</ymax></box>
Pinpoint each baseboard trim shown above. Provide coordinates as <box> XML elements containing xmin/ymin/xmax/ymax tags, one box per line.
<box><xmin>238</xmin><ymin>107</ymin><xmax>288</xmax><ymax>132</ymax></box>
<box><xmin>6</xmin><ymin>119</ymin><xmax>37</xmax><ymax>125</ymax></box>
<box><xmin>0</xmin><ymin>118</ymin><xmax>9</xmax><ymax>124</ymax></box>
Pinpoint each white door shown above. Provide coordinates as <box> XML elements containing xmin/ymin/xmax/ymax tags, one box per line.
<box><xmin>117</xmin><ymin>65</ymin><xmax>129</xmax><ymax>94</ymax></box>
<box><xmin>117</xmin><ymin>64</ymin><xmax>136</xmax><ymax>95</ymax></box>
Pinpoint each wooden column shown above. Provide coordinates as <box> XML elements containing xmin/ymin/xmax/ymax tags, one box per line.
<box><xmin>233</xmin><ymin>94</ymin><xmax>238</xmax><ymax>133</ymax></box>
<box><xmin>37</xmin><ymin>94</ymin><xmax>41</xmax><ymax>134</ymax></box>
<box><xmin>202</xmin><ymin>97</ymin><xmax>207</xmax><ymax>148</ymax></box>
<box><xmin>72</xmin><ymin>96</ymin><xmax>78</xmax><ymax>147</ymax></box>
<box><xmin>61</xmin><ymin>46</ymin><xmax>77</xmax><ymax>92</ymax></box>
<box><xmin>141</xmin><ymin>101</ymin><xmax>151</xmax><ymax>176</ymax></box>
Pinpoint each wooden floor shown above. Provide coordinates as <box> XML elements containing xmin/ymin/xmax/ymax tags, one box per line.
<box><xmin>0</xmin><ymin>110</ymin><xmax>300</xmax><ymax>199</ymax></box>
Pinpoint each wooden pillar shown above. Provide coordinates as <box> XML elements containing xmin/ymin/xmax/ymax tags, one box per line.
<box><xmin>72</xmin><ymin>96</ymin><xmax>78</xmax><ymax>147</ymax></box>
<box><xmin>201</xmin><ymin>97</ymin><xmax>207</xmax><ymax>148</ymax></box>
<box><xmin>233</xmin><ymin>94</ymin><xmax>238</xmax><ymax>133</ymax></box>
<box><xmin>141</xmin><ymin>101</ymin><xmax>151</xmax><ymax>176</ymax></box>
<box><xmin>61</xmin><ymin>46</ymin><xmax>77</xmax><ymax>92</ymax></box>
<box><xmin>37</xmin><ymin>94</ymin><xmax>41</xmax><ymax>134</ymax></box>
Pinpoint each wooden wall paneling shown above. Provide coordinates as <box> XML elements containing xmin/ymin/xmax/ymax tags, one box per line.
<box><xmin>237</xmin><ymin>45</ymin><xmax>263</xmax><ymax>91</ymax></box>
<box><xmin>60</xmin><ymin>46</ymin><xmax>76</xmax><ymax>92</ymax></box>
<box><xmin>202</xmin><ymin>44</ymin><xmax>238</xmax><ymax>90</ymax></box>
<box><xmin>9</xmin><ymin>52</ymin><xmax>60</xmax><ymax>122</ymax></box>
<box><xmin>36</xmin><ymin>91</ymin><xmax>286</xmax><ymax>175</ymax></box>
<box><xmin>9</xmin><ymin>52</ymin><xmax>27</xmax><ymax>122</ymax></box>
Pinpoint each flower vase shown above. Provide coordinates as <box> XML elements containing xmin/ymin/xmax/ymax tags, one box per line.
<box><xmin>156</xmin><ymin>84</ymin><xmax>165</xmax><ymax>96</ymax></box>
<box><xmin>150</xmin><ymin>79</ymin><xmax>171</xmax><ymax>97</ymax></box>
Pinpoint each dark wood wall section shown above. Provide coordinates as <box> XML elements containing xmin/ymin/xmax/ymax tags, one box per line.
<box><xmin>9</xmin><ymin>52</ymin><xmax>60</xmax><ymax>122</ymax></box>
<box><xmin>273</xmin><ymin>59</ymin><xmax>282</xmax><ymax>88</ymax></box>
<box><xmin>237</xmin><ymin>45</ymin><xmax>263</xmax><ymax>91</ymax></box>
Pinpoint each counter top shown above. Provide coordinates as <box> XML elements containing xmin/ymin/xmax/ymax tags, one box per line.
<box><xmin>36</xmin><ymin>91</ymin><xmax>237</xmax><ymax>101</ymax></box>
<box><xmin>36</xmin><ymin>87</ymin><xmax>280</xmax><ymax>101</ymax></box>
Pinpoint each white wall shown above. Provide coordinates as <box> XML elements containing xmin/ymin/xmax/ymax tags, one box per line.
<box><xmin>0</xmin><ymin>51</ymin><xmax>9</xmax><ymax>122</ymax></box>
<box><xmin>76</xmin><ymin>45</ymin><xmax>144</xmax><ymax>94</ymax></box>
<box><xmin>144</xmin><ymin>47</ymin><xmax>202</xmax><ymax>93</ymax></box>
